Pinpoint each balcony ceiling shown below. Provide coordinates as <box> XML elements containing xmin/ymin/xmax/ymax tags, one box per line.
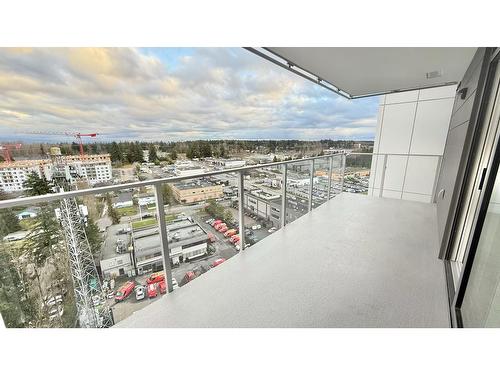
<box><xmin>265</xmin><ymin>47</ymin><xmax>477</xmax><ymax>98</ymax></box>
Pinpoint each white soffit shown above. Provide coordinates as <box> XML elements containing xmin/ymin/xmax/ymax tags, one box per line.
<box><xmin>264</xmin><ymin>47</ymin><xmax>477</xmax><ymax>98</ymax></box>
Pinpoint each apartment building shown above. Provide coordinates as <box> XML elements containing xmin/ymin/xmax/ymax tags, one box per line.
<box><xmin>171</xmin><ymin>180</ymin><xmax>224</xmax><ymax>203</ymax></box>
<box><xmin>0</xmin><ymin>154</ymin><xmax>112</xmax><ymax>192</ymax></box>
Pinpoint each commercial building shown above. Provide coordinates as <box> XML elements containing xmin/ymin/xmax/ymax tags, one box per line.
<box><xmin>99</xmin><ymin>224</ymin><xmax>135</xmax><ymax>278</ymax></box>
<box><xmin>214</xmin><ymin>159</ymin><xmax>246</xmax><ymax>169</ymax></box>
<box><xmin>0</xmin><ymin>154</ymin><xmax>112</xmax><ymax>192</ymax></box>
<box><xmin>132</xmin><ymin>218</ymin><xmax>209</xmax><ymax>274</ymax></box>
<box><xmin>243</xmin><ymin>188</ymin><xmax>282</xmax><ymax>227</ymax></box>
<box><xmin>171</xmin><ymin>179</ymin><xmax>223</xmax><ymax>203</ymax></box>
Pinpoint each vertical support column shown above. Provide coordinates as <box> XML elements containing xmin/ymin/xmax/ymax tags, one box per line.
<box><xmin>340</xmin><ymin>153</ymin><xmax>346</xmax><ymax>194</ymax></box>
<box><xmin>237</xmin><ymin>171</ymin><xmax>245</xmax><ymax>250</ymax></box>
<box><xmin>153</xmin><ymin>183</ymin><xmax>173</xmax><ymax>293</ymax></box>
<box><xmin>379</xmin><ymin>154</ymin><xmax>388</xmax><ymax>198</ymax></box>
<box><xmin>327</xmin><ymin>156</ymin><xmax>333</xmax><ymax>200</ymax></box>
<box><xmin>308</xmin><ymin>159</ymin><xmax>314</xmax><ymax>212</ymax></box>
<box><xmin>280</xmin><ymin>163</ymin><xmax>287</xmax><ymax>228</ymax></box>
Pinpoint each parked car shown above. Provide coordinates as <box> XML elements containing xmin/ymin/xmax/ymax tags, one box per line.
<box><xmin>207</xmin><ymin>232</ymin><xmax>216</xmax><ymax>243</ymax></box>
<box><xmin>146</xmin><ymin>272</ymin><xmax>165</xmax><ymax>285</ymax></box>
<box><xmin>158</xmin><ymin>280</ymin><xmax>167</xmax><ymax>294</ymax></box>
<box><xmin>212</xmin><ymin>258</ymin><xmax>226</xmax><ymax>267</ymax></box>
<box><xmin>135</xmin><ymin>285</ymin><xmax>146</xmax><ymax>300</ymax></box>
<box><xmin>142</xmin><ymin>213</ymin><xmax>154</xmax><ymax>219</ymax></box>
<box><xmin>172</xmin><ymin>277</ymin><xmax>179</xmax><ymax>290</ymax></box>
<box><xmin>268</xmin><ymin>227</ymin><xmax>277</xmax><ymax>233</ymax></box>
<box><xmin>147</xmin><ymin>283</ymin><xmax>158</xmax><ymax>298</ymax></box>
<box><xmin>115</xmin><ymin>281</ymin><xmax>135</xmax><ymax>302</ymax></box>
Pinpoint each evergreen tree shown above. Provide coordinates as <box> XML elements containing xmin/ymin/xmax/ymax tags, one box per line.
<box><xmin>23</xmin><ymin>172</ymin><xmax>52</xmax><ymax>196</ymax></box>
<box><xmin>109</xmin><ymin>142</ymin><xmax>123</xmax><ymax>163</ymax></box>
<box><xmin>0</xmin><ymin>209</ymin><xmax>22</xmax><ymax>237</ymax></box>
<box><xmin>148</xmin><ymin>144</ymin><xmax>158</xmax><ymax>163</ymax></box>
<box><xmin>105</xmin><ymin>193</ymin><xmax>121</xmax><ymax>224</ymax></box>
<box><xmin>162</xmin><ymin>184</ymin><xmax>174</xmax><ymax>205</ymax></box>
<box><xmin>22</xmin><ymin>204</ymin><xmax>61</xmax><ymax>267</ymax></box>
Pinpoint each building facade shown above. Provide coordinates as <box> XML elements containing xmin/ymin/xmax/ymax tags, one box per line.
<box><xmin>0</xmin><ymin>154</ymin><xmax>112</xmax><ymax>192</ymax></box>
<box><xmin>171</xmin><ymin>180</ymin><xmax>223</xmax><ymax>203</ymax></box>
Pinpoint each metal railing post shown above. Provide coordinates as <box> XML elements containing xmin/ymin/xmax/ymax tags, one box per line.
<box><xmin>327</xmin><ymin>156</ymin><xmax>333</xmax><ymax>200</ymax></box>
<box><xmin>340</xmin><ymin>153</ymin><xmax>346</xmax><ymax>194</ymax></box>
<box><xmin>237</xmin><ymin>171</ymin><xmax>245</xmax><ymax>250</ymax></box>
<box><xmin>280</xmin><ymin>164</ymin><xmax>287</xmax><ymax>228</ymax></box>
<box><xmin>379</xmin><ymin>154</ymin><xmax>388</xmax><ymax>198</ymax></box>
<box><xmin>308</xmin><ymin>159</ymin><xmax>314</xmax><ymax>212</ymax></box>
<box><xmin>153</xmin><ymin>183</ymin><xmax>173</xmax><ymax>293</ymax></box>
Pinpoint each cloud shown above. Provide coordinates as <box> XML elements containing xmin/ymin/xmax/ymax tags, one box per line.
<box><xmin>0</xmin><ymin>48</ymin><xmax>378</xmax><ymax>142</ymax></box>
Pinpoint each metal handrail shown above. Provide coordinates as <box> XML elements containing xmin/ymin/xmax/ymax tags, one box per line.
<box><xmin>0</xmin><ymin>153</ymin><xmax>344</xmax><ymax>210</ymax></box>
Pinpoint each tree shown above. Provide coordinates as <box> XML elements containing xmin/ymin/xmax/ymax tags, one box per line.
<box><xmin>109</xmin><ymin>142</ymin><xmax>123</xmax><ymax>163</ymax></box>
<box><xmin>22</xmin><ymin>204</ymin><xmax>61</xmax><ymax>267</ymax></box>
<box><xmin>105</xmin><ymin>193</ymin><xmax>121</xmax><ymax>224</ymax></box>
<box><xmin>85</xmin><ymin>219</ymin><xmax>102</xmax><ymax>255</ymax></box>
<box><xmin>148</xmin><ymin>144</ymin><xmax>158</xmax><ymax>163</ymax></box>
<box><xmin>0</xmin><ymin>242</ymin><xmax>35</xmax><ymax>327</ymax></box>
<box><xmin>0</xmin><ymin>209</ymin><xmax>22</xmax><ymax>237</ymax></box>
<box><xmin>162</xmin><ymin>184</ymin><xmax>174</xmax><ymax>205</ymax></box>
<box><xmin>23</xmin><ymin>172</ymin><xmax>52</xmax><ymax>196</ymax></box>
<box><xmin>170</xmin><ymin>149</ymin><xmax>177</xmax><ymax>160</ymax></box>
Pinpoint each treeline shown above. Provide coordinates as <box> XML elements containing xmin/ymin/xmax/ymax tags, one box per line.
<box><xmin>3</xmin><ymin>139</ymin><xmax>374</xmax><ymax>163</ymax></box>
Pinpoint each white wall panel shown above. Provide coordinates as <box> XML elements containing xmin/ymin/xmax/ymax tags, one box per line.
<box><xmin>403</xmin><ymin>156</ymin><xmax>439</xmax><ymax>195</ymax></box>
<box><xmin>378</xmin><ymin>103</ymin><xmax>417</xmax><ymax>154</ymax></box>
<box><xmin>402</xmin><ymin>192</ymin><xmax>432</xmax><ymax>203</ymax></box>
<box><xmin>418</xmin><ymin>85</ymin><xmax>456</xmax><ymax>101</ymax></box>
<box><xmin>410</xmin><ymin>98</ymin><xmax>454</xmax><ymax>155</ymax></box>
<box><xmin>382</xmin><ymin>155</ymin><xmax>407</xmax><ymax>191</ymax></box>
<box><xmin>385</xmin><ymin>90</ymin><xmax>419</xmax><ymax>104</ymax></box>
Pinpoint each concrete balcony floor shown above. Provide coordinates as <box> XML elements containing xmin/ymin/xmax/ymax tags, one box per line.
<box><xmin>116</xmin><ymin>193</ymin><xmax>450</xmax><ymax>328</ymax></box>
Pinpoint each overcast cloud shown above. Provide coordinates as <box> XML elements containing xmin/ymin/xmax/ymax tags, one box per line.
<box><xmin>0</xmin><ymin>48</ymin><xmax>379</xmax><ymax>142</ymax></box>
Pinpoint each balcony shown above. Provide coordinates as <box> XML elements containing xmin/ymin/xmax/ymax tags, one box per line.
<box><xmin>115</xmin><ymin>192</ymin><xmax>449</xmax><ymax>328</ymax></box>
<box><xmin>0</xmin><ymin>153</ymin><xmax>448</xmax><ymax>328</ymax></box>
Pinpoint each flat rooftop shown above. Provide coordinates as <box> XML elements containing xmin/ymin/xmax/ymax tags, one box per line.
<box><xmin>173</xmin><ymin>180</ymin><xmax>219</xmax><ymax>190</ymax></box>
<box><xmin>133</xmin><ymin>218</ymin><xmax>207</xmax><ymax>257</ymax></box>
<box><xmin>117</xmin><ymin>194</ymin><xmax>449</xmax><ymax>328</ymax></box>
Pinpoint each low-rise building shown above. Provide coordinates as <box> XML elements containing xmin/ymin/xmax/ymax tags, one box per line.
<box><xmin>99</xmin><ymin>224</ymin><xmax>134</xmax><ymax>278</ymax></box>
<box><xmin>214</xmin><ymin>159</ymin><xmax>246</xmax><ymax>169</ymax></box>
<box><xmin>132</xmin><ymin>218</ymin><xmax>209</xmax><ymax>275</ymax></box>
<box><xmin>171</xmin><ymin>180</ymin><xmax>223</xmax><ymax>204</ymax></box>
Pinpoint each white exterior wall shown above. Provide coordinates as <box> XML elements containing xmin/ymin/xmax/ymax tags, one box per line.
<box><xmin>369</xmin><ymin>85</ymin><xmax>456</xmax><ymax>203</ymax></box>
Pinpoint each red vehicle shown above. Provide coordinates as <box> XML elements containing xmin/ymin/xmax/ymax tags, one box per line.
<box><xmin>146</xmin><ymin>272</ymin><xmax>165</xmax><ymax>285</ymax></box>
<box><xmin>217</xmin><ymin>225</ymin><xmax>228</xmax><ymax>233</ymax></box>
<box><xmin>214</xmin><ymin>222</ymin><xmax>225</xmax><ymax>230</ymax></box>
<box><xmin>158</xmin><ymin>280</ymin><xmax>167</xmax><ymax>294</ymax></box>
<box><xmin>114</xmin><ymin>281</ymin><xmax>135</xmax><ymax>302</ymax></box>
<box><xmin>212</xmin><ymin>219</ymin><xmax>222</xmax><ymax>227</ymax></box>
<box><xmin>147</xmin><ymin>283</ymin><xmax>158</xmax><ymax>298</ymax></box>
<box><xmin>212</xmin><ymin>258</ymin><xmax>226</xmax><ymax>267</ymax></box>
<box><xmin>224</xmin><ymin>229</ymin><xmax>237</xmax><ymax>238</ymax></box>
<box><xmin>207</xmin><ymin>232</ymin><xmax>216</xmax><ymax>243</ymax></box>
<box><xmin>230</xmin><ymin>234</ymin><xmax>240</xmax><ymax>244</ymax></box>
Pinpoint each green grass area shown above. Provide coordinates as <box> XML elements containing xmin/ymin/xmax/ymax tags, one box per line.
<box><xmin>132</xmin><ymin>218</ymin><xmax>157</xmax><ymax>230</ymax></box>
<box><xmin>116</xmin><ymin>206</ymin><xmax>138</xmax><ymax>216</ymax></box>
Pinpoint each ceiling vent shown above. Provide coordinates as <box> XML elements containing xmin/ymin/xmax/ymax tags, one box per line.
<box><xmin>426</xmin><ymin>69</ymin><xmax>443</xmax><ymax>79</ymax></box>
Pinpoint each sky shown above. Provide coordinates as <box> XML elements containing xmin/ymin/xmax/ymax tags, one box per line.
<box><xmin>0</xmin><ymin>48</ymin><xmax>379</xmax><ymax>143</ymax></box>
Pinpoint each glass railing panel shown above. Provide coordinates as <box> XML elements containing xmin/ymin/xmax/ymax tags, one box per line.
<box><xmin>344</xmin><ymin>153</ymin><xmax>372</xmax><ymax>194</ymax></box>
<box><xmin>285</xmin><ymin>160</ymin><xmax>312</xmax><ymax>224</ymax></box>
<box><xmin>240</xmin><ymin>165</ymin><xmax>284</xmax><ymax>248</ymax></box>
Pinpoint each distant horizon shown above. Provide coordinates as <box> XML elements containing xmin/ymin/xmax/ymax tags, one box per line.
<box><xmin>0</xmin><ymin>48</ymin><xmax>379</xmax><ymax>142</ymax></box>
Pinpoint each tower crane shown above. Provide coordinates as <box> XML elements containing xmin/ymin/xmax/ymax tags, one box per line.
<box><xmin>24</xmin><ymin>131</ymin><xmax>99</xmax><ymax>157</ymax></box>
<box><xmin>0</xmin><ymin>143</ymin><xmax>22</xmax><ymax>162</ymax></box>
